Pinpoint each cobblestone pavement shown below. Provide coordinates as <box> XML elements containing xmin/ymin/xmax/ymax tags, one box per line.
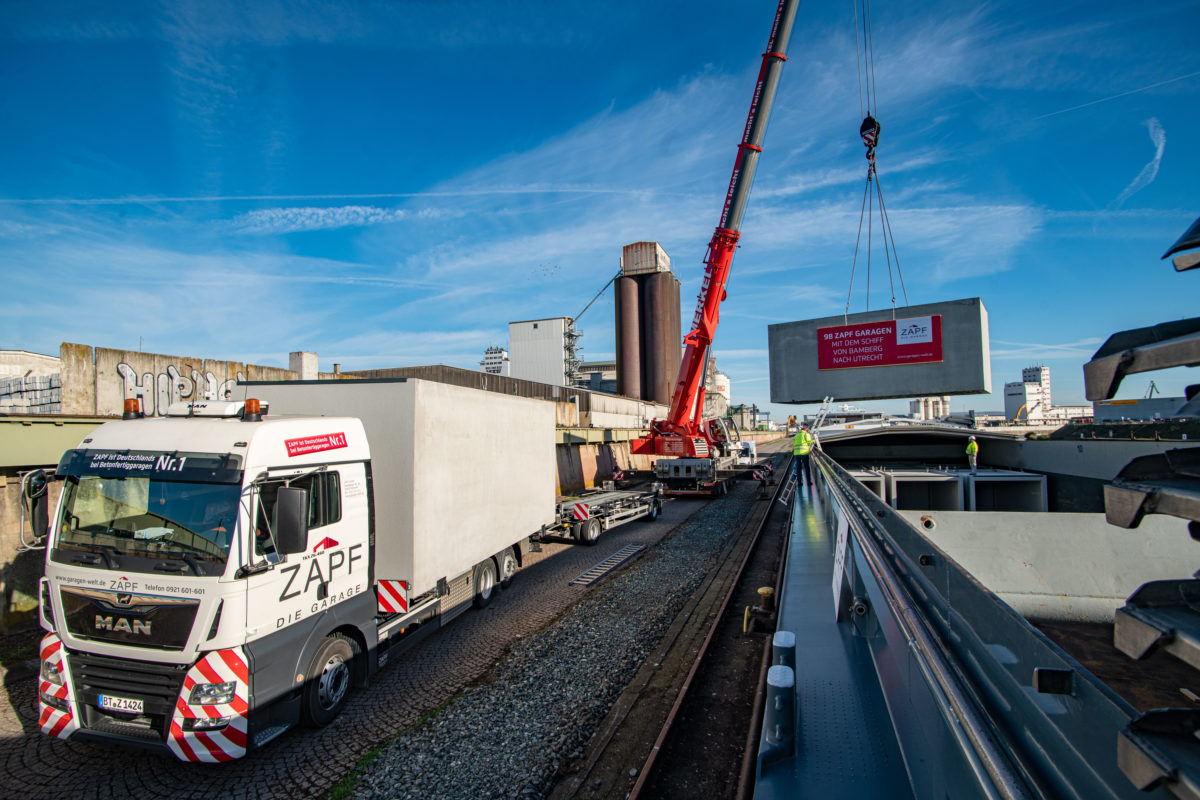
<box><xmin>0</xmin><ymin>497</ymin><xmax>707</xmax><ymax>800</ymax></box>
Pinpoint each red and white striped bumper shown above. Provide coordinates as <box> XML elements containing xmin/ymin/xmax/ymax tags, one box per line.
<box><xmin>38</xmin><ymin>634</ymin><xmax>79</xmax><ymax>740</ymax></box>
<box><xmin>168</xmin><ymin>648</ymin><xmax>250</xmax><ymax>762</ymax></box>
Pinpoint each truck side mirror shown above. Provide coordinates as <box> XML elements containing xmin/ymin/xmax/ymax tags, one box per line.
<box><xmin>23</xmin><ymin>469</ymin><xmax>49</xmax><ymax>542</ymax></box>
<box><xmin>274</xmin><ymin>487</ymin><xmax>309</xmax><ymax>556</ymax></box>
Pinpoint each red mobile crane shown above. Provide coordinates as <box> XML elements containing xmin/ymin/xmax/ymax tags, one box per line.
<box><xmin>632</xmin><ymin>0</ymin><xmax>800</xmax><ymax>494</ymax></box>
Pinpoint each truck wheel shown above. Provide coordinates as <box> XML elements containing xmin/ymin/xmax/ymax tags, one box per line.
<box><xmin>577</xmin><ymin>518</ymin><xmax>601</xmax><ymax>546</ymax></box>
<box><xmin>301</xmin><ymin>634</ymin><xmax>357</xmax><ymax>728</ymax></box>
<box><xmin>498</xmin><ymin>548</ymin><xmax>518</xmax><ymax>589</ymax></box>
<box><xmin>473</xmin><ymin>559</ymin><xmax>498</xmax><ymax>608</ymax></box>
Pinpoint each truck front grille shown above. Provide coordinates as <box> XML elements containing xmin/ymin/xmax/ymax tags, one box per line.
<box><xmin>68</xmin><ymin>650</ymin><xmax>189</xmax><ymax>741</ymax></box>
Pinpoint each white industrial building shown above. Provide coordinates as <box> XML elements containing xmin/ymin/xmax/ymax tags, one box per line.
<box><xmin>479</xmin><ymin>345</ymin><xmax>512</xmax><ymax>377</ymax></box>
<box><xmin>1004</xmin><ymin>365</ymin><xmax>1090</xmax><ymax>423</ymax></box>
<box><xmin>508</xmin><ymin>318</ymin><xmax>581</xmax><ymax>387</ymax></box>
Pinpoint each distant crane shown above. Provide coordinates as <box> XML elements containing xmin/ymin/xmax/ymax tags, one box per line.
<box><xmin>1145</xmin><ymin>380</ymin><xmax>1159</xmax><ymax>399</ymax></box>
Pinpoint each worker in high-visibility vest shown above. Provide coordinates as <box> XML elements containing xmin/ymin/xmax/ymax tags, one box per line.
<box><xmin>792</xmin><ymin>425</ymin><xmax>816</xmax><ymax>487</ymax></box>
<box><xmin>966</xmin><ymin>436</ymin><xmax>979</xmax><ymax>474</ymax></box>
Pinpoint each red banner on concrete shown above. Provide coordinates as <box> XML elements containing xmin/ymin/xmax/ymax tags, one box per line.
<box><xmin>284</xmin><ymin>432</ymin><xmax>348</xmax><ymax>457</ymax></box>
<box><xmin>817</xmin><ymin>315</ymin><xmax>943</xmax><ymax>370</ymax></box>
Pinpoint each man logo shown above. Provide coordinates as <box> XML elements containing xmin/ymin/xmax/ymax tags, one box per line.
<box><xmin>95</xmin><ymin>615</ymin><xmax>152</xmax><ymax>635</ymax></box>
<box><xmin>115</xmin><ymin>593</ymin><xmax>133</xmax><ymax>607</ymax></box>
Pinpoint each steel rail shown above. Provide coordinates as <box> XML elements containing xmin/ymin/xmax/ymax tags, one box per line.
<box><xmin>627</xmin><ymin>452</ymin><xmax>792</xmax><ymax>799</ymax></box>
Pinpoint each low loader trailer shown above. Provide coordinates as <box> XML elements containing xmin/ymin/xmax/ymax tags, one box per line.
<box><xmin>539</xmin><ymin>485</ymin><xmax>665</xmax><ymax>545</ymax></box>
<box><xmin>34</xmin><ymin>378</ymin><xmax>556</xmax><ymax>761</ymax></box>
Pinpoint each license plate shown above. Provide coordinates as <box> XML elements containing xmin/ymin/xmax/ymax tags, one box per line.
<box><xmin>99</xmin><ymin>694</ymin><xmax>144</xmax><ymax>714</ymax></box>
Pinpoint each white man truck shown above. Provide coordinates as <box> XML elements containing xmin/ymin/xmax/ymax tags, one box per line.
<box><xmin>35</xmin><ymin>378</ymin><xmax>555</xmax><ymax>762</ymax></box>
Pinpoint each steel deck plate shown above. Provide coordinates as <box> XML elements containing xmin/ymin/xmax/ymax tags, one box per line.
<box><xmin>755</xmin><ymin>483</ymin><xmax>913</xmax><ymax>799</ymax></box>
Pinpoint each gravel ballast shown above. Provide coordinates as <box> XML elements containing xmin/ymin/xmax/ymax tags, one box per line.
<box><xmin>351</xmin><ymin>480</ymin><xmax>760</xmax><ymax>800</ymax></box>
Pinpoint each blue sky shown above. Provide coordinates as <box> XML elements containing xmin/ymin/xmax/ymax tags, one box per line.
<box><xmin>2</xmin><ymin>0</ymin><xmax>1198</xmax><ymax>420</ymax></box>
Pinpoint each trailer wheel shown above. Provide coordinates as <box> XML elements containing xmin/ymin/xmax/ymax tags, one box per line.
<box><xmin>647</xmin><ymin>501</ymin><xmax>660</xmax><ymax>521</ymax></box>
<box><xmin>498</xmin><ymin>548</ymin><xmax>518</xmax><ymax>589</ymax></box>
<box><xmin>301</xmin><ymin>634</ymin><xmax>357</xmax><ymax>727</ymax></box>
<box><xmin>473</xmin><ymin>559</ymin><xmax>498</xmax><ymax>608</ymax></box>
<box><xmin>577</xmin><ymin>518</ymin><xmax>601</xmax><ymax>546</ymax></box>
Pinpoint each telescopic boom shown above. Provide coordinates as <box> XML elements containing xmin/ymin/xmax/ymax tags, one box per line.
<box><xmin>645</xmin><ymin>0</ymin><xmax>800</xmax><ymax>455</ymax></box>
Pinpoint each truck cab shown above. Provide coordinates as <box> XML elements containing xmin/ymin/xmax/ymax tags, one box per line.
<box><xmin>38</xmin><ymin>399</ymin><xmax>374</xmax><ymax>762</ymax></box>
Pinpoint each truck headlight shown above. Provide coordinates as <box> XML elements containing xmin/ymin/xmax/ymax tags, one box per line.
<box><xmin>40</xmin><ymin>659</ymin><xmax>64</xmax><ymax>686</ymax></box>
<box><xmin>189</xmin><ymin>680</ymin><xmax>236</xmax><ymax>706</ymax></box>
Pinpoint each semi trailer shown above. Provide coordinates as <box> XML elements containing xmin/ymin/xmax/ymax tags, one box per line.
<box><xmin>34</xmin><ymin>378</ymin><xmax>573</xmax><ymax>761</ymax></box>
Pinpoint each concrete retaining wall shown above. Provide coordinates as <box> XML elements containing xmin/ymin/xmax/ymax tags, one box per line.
<box><xmin>60</xmin><ymin>343</ymin><xmax>294</xmax><ymax>416</ymax></box>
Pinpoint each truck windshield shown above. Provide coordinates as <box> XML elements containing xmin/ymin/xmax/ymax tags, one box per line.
<box><xmin>54</xmin><ymin>476</ymin><xmax>239</xmax><ymax>575</ymax></box>
<box><xmin>52</xmin><ymin>450</ymin><xmax>244</xmax><ymax>576</ymax></box>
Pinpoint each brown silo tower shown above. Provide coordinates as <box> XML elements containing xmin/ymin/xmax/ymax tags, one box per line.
<box><xmin>615</xmin><ymin>242</ymin><xmax>682</xmax><ymax>405</ymax></box>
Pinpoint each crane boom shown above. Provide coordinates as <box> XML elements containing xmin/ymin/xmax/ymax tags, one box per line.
<box><xmin>644</xmin><ymin>0</ymin><xmax>799</xmax><ymax>456</ymax></box>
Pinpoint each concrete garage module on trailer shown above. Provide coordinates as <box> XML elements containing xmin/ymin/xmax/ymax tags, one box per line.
<box><xmin>35</xmin><ymin>378</ymin><xmax>555</xmax><ymax>762</ymax></box>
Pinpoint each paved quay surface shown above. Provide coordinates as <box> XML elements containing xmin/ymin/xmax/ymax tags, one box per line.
<box><xmin>0</xmin><ymin>497</ymin><xmax>705</xmax><ymax>800</ymax></box>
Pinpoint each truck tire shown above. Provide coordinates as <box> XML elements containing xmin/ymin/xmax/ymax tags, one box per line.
<box><xmin>473</xmin><ymin>559</ymin><xmax>498</xmax><ymax>608</ymax></box>
<box><xmin>577</xmin><ymin>518</ymin><xmax>601</xmax><ymax>546</ymax></box>
<box><xmin>498</xmin><ymin>548</ymin><xmax>519</xmax><ymax>589</ymax></box>
<box><xmin>301</xmin><ymin>634</ymin><xmax>357</xmax><ymax>727</ymax></box>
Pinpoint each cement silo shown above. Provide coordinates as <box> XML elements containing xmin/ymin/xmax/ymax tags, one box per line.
<box><xmin>615</xmin><ymin>275</ymin><xmax>642</xmax><ymax>399</ymax></box>
<box><xmin>615</xmin><ymin>242</ymin><xmax>682</xmax><ymax>405</ymax></box>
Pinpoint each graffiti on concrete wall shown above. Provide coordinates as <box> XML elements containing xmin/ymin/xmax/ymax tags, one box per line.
<box><xmin>59</xmin><ymin>343</ymin><xmax>296</xmax><ymax>416</ymax></box>
<box><xmin>116</xmin><ymin>363</ymin><xmax>244</xmax><ymax>417</ymax></box>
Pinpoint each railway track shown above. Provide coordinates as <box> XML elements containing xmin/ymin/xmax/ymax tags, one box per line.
<box><xmin>547</xmin><ymin>445</ymin><xmax>794</xmax><ymax>800</ymax></box>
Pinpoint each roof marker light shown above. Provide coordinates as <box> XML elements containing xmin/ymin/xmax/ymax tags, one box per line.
<box><xmin>242</xmin><ymin>398</ymin><xmax>262</xmax><ymax>422</ymax></box>
<box><xmin>122</xmin><ymin>398</ymin><xmax>144</xmax><ymax>420</ymax></box>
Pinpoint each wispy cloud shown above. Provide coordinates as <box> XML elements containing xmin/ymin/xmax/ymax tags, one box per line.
<box><xmin>1111</xmin><ymin>118</ymin><xmax>1166</xmax><ymax>209</ymax></box>
<box><xmin>989</xmin><ymin>338</ymin><xmax>1103</xmax><ymax>360</ymax></box>
<box><xmin>232</xmin><ymin>205</ymin><xmax>409</xmax><ymax>234</ymax></box>
<box><xmin>0</xmin><ymin>186</ymin><xmax>663</xmax><ymax>206</ymax></box>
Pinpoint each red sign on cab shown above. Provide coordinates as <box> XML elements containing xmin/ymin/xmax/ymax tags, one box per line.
<box><xmin>284</xmin><ymin>432</ymin><xmax>348</xmax><ymax>457</ymax></box>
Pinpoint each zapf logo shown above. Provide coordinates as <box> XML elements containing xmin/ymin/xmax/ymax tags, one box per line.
<box><xmin>110</xmin><ymin>576</ymin><xmax>137</xmax><ymax>593</ymax></box>
<box><xmin>311</xmin><ymin>536</ymin><xmax>339</xmax><ymax>553</ymax></box>
<box><xmin>896</xmin><ymin>316</ymin><xmax>934</xmax><ymax>345</ymax></box>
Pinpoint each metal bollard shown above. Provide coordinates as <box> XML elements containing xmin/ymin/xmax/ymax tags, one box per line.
<box><xmin>760</xmin><ymin>665</ymin><xmax>796</xmax><ymax>764</ymax></box>
<box><xmin>772</xmin><ymin>630</ymin><xmax>796</xmax><ymax>669</ymax></box>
